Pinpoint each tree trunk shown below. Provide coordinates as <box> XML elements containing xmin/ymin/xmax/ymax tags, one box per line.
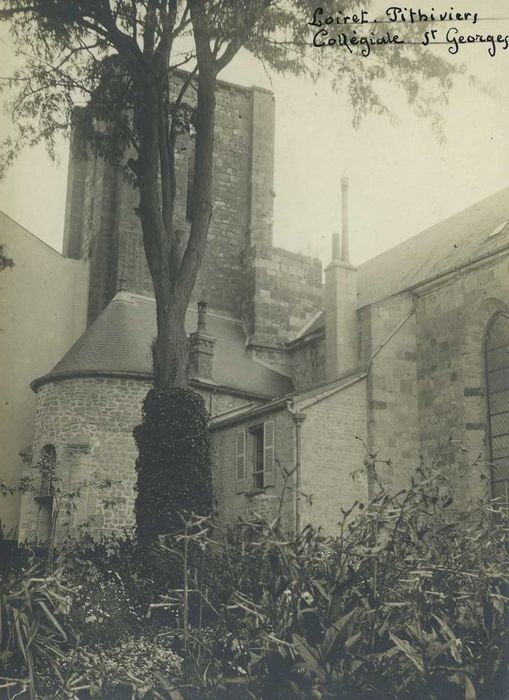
<box><xmin>152</xmin><ymin>272</ymin><xmax>189</xmax><ymax>388</ymax></box>
<box><xmin>134</xmin><ymin>57</ymin><xmax>217</xmax><ymax>389</ymax></box>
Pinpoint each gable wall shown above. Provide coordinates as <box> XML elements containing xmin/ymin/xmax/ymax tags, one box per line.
<box><xmin>289</xmin><ymin>332</ymin><xmax>326</xmax><ymax>390</ymax></box>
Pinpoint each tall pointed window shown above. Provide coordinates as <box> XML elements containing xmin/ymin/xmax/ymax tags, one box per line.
<box><xmin>485</xmin><ymin>314</ymin><xmax>509</xmax><ymax>500</ymax></box>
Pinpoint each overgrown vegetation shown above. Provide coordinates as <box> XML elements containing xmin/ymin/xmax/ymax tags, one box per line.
<box><xmin>134</xmin><ymin>387</ymin><xmax>213</xmax><ymax>544</ymax></box>
<box><xmin>1</xmin><ymin>457</ymin><xmax>508</xmax><ymax>699</ymax></box>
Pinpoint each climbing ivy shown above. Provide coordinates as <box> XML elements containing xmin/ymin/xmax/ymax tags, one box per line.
<box><xmin>134</xmin><ymin>387</ymin><xmax>213</xmax><ymax>544</ymax></box>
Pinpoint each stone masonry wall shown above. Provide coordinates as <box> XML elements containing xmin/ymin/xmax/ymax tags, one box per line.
<box><xmin>18</xmin><ymin>377</ymin><xmax>259</xmax><ymax>541</ymax></box>
<box><xmin>62</xmin><ymin>126</ymin><xmax>89</xmax><ymax>260</ymax></box>
<box><xmin>64</xmin><ymin>78</ymin><xmax>276</xmax><ymax>323</ymax></box>
<box><xmin>243</xmin><ymin>245</ymin><xmax>323</xmax><ymax>346</ymax></box>
<box><xmin>19</xmin><ymin>378</ymin><xmax>149</xmax><ymax>540</ymax></box>
<box><xmin>211</xmin><ymin>409</ymin><xmax>295</xmax><ymax>532</ymax></box>
<box><xmin>359</xmin><ymin>293</ymin><xmax>420</xmax><ymax>495</ymax></box>
<box><xmin>289</xmin><ymin>332</ymin><xmax>326</xmax><ymax>390</ymax></box>
<box><xmin>413</xmin><ymin>253</ymin><xmax>509</xmax><ymax>505</ymax></box>
<box><xmin>298</xmin><ymin>379</ymin><xmax>368</xmax><ymax>534</ymax></box>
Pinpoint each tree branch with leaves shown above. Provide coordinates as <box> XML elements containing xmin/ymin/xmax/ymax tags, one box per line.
<box><xmin>0</xmin><ymin>0</ymin><xmax>462</xmax><ymax>388</ymax></box>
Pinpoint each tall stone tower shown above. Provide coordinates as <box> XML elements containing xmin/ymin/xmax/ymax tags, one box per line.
<box><xmin>62</xmin><ymin>73</ymin><xmax>323</xmax><ymax>349</ymax></box>
<box><xmin>63</xmin><ymin>76</ymin><xmax>277</xmax><ymax>324</ymax></box>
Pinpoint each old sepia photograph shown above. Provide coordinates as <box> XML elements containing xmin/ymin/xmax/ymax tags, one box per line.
<box><xmin>0</xmin><ymin>0</ymin><xmax>508</xmax><ymax>698</ymax></box>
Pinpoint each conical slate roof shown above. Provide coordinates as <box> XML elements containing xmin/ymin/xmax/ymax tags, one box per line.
<box><xmin>33</xmin><ymin>291</ymin><xmax>293</xmax><ymax>398</ymax></box>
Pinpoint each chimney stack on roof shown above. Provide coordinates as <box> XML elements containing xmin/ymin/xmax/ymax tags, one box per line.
<box><xmin>189</xmin><ymin>301</ymin><xmax>216</xmax><ymax>381</ymax></box>
<box><xmin>324</xmin><ymin>177</ymin><xmax>358</xmax><ymax>380</ymax></box>
<box><xmin>332</xmin><ymin>232</ymin><xmax>340</xmax><ymax>261</ymax></box>
<box><xmin>341</xmin><ymin>176</ymin><xmax>350</xmax><ymax>264</ymax></box>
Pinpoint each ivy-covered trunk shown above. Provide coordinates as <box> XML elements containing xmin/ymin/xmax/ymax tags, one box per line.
<box><xmin>134</xmin><ymin>387</ymin><xmax>213</xmax><ymax>543</ymax></box>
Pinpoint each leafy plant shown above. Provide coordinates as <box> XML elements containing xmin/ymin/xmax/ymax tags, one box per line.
<box><xmin>0</xmin><ymin>564</ymin><xmax>74</xmax><ymax>699</ymax></box>
<box><xmin>58</xmin><ymin>635</ymin><xmax>182</xmax><ymax>699</ymax></box>
<box><xmin>159</xmin><ymin>466</ymin><xmax>509</xmax><ymax>700</ymax></box>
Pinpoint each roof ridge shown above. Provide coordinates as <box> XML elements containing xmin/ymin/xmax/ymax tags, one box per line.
<box><xmin>358</xmin><ymin>185</ymin><xmax>509</xmax><ymax>273</ymax></box>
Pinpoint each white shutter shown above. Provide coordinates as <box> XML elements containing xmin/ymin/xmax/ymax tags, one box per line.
<box><xmin>235</xmin><ymin>430</ymin><xmax>247</xmax><ymax>493</ymax></box>
<box><xmin>263</xmin><ymin>420</ymin><xmax>275</xmax><ymax>487</ymax></box>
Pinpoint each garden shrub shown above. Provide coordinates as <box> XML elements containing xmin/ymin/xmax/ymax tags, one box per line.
<box><xmin>0</xmin><ymin>535</ymin><xmax>185</xmax><ymax>699</ymax></box>
<box><xmin>134</xmin><ymin>387</ymin><xmax>213</xmax><ymax>544</ymax></box>
<box><xmin>164</xmin><ymin>467</ymin><xmax>509</xmax><ymax>700</ymax></box>
<box><xmin>63</xmin><ymin>534</ymin><xmax>184</xmax><ymax>644</ymax></box>
<box><xmin>2</xmin><ymin>450</ymin><xmax>508</xmax><ymax>699</ymax></box>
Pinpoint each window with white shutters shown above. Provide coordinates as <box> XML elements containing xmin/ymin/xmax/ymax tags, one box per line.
<box><xmin>236</xmin><ymin>421</ymin><xmax>276</xmax><ymax>492</ymax></box>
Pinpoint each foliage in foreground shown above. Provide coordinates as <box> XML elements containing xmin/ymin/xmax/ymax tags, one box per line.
<box><xmin>168</xmin><ymin>468</ymin><xmax>509</xmax><ymax>700</ymax></box>
<box><xmin>0</xmin><ymin>541</ymin><xmax>184</xmax><ymax>699</ymax></box>
<box><xmin>1</xmin><ymin>463</ymin><xmax>508</xmax><ymax>699</ymax></box>
<box><xmin>0</xmin><ymin>555</ymin><xmax>74</xmax><ymax>699</ymax></box>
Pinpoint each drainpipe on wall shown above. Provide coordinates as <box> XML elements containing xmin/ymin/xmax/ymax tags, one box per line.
<box><xmin>286</xmin><ymin>400</ymin><xmax>306</xmax><ymax>533</ymax></box>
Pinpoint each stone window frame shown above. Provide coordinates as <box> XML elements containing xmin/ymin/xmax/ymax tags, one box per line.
<box><xmin>484</xmin><ymin>311</ymin><xmax>509</xmax><ymax>501</ymax></box>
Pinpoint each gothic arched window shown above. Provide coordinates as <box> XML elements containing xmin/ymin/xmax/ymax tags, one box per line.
<box><xmin>485</xmin><ymin>314</ymin><xmax>509</xmax><ymax>500</ymax></box>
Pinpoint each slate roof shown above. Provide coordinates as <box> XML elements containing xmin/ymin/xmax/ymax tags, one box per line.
<box><xmin>33</xmin><ymin>292</ymin><xmax>293</xmax><ymax>398</ymax></box>
<box><xmin>211</xmin><ymin>371</ymin><xmax>366</xmax><ymax>429</ymax></box>
<box><xmin>357</xmin><ymin>186</ymin><xmax>509</xmax><ymax>308</ymax></box>
<box><xmin>295</xmin><ymin>187</ymin><xmax>509</xmax><ymax>341</ymax></box>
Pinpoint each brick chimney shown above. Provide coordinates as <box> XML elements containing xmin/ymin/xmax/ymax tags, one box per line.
<box><xmin>325</xmin><ymin>177</ymin><xmax>358</xmax><ymax>380</ymax></box>
<box><xmin>189</xmin><ymin>301</ymin><xmax>216</xmax><ymax>380</ymax></box>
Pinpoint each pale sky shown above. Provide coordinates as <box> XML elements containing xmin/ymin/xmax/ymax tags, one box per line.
<box><xmin>1</xmin><ymin>1</ymin><xmax>508</xmax><ymax>268</ymax></box>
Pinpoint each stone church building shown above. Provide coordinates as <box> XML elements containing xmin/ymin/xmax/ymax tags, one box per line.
<box><xmin>1</xmin><ymin>74</ymin><xmax>509</xmax><ymax>541</ymax></box>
